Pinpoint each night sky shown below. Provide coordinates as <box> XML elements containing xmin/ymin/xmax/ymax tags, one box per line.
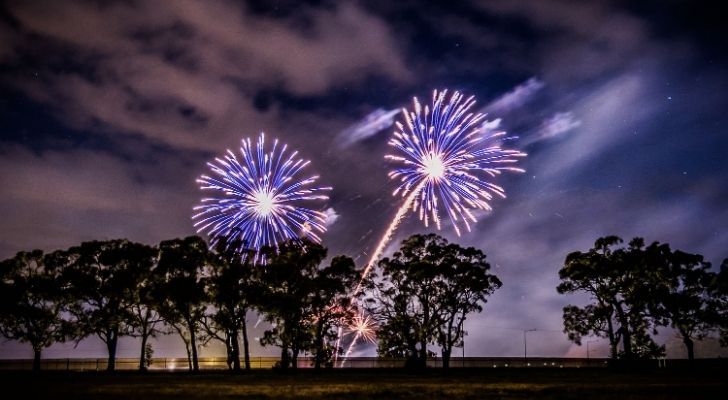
<box><xmin>1</xmin><ymin>0</ymin><xmax>727</xmax><ymax>359</ymax></box>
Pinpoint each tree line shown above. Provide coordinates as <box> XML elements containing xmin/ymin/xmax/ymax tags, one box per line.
<box><xmin>0</xmin><ymin>233</ymin><xmax>500</xmax><ymax>372</ymax></box>
<box><xmin>1</xmin><ymin>233</ymin><xmax>725</xmax><ymax>372</ymax></box>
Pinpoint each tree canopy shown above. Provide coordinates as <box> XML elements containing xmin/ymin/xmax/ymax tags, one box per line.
<box><xmin>558</xmin><ymin>236</ymin><xmax>726</xmax><ymax>361</ymax></box>
<box><xmin>256</xmin><ymin>239</ymin><xmax>358</xmax><ymax>369</ymax></box>
<box><xmin>62</xmin><ymin>239</ymin><xmax>157</xmax><ymax>371</ymax></box>
<box><xmin>156</xmin><ymin>236</ymin><xmax>210</xmax><ymax>372</ymax></box>
<box><xmin>0</xmin><ymin>250</ymin><xmax>69</xmax><ymax>371</ymax></box>
<box><xmin>364</xmin><ymin>233</ymin><xmax>501</xmax><ymax>368</ymax></box>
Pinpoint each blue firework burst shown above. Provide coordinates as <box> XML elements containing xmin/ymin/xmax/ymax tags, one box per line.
<box><xmin>386</xmin><ymin>89</ymin><xmax>526</xmax><ymax>236</ymax></box>
<box><xmin>193</xmin><ymin>133</ymin><xmax>331</xmax><ymax>254</ymax></box>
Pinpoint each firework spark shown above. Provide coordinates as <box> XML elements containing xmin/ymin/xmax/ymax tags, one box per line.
<box><xmin>349</xmin><ymin>314</ymin><xmax>377</xmax><ymax>344</ymax></box>
<box><xmin>193</xmin><ymin>133</ymin><xmax>331</xmax><ymax>255</ymax></box>
<box><xmin>340</xmin><ymin>313</ymin><xmax>377</xmax><ymax>366</ymax></box>
<box><xmin>387</xmin><ymin>89</ymin><xmax>527</xmax><ymax>236</ymax></box>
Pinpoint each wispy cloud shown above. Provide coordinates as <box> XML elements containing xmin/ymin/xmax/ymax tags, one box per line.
<box><xmin>336</xmin><ymin>108</ymin><xmax>400</xmax><ymax>148</ymax></box>
<box><xmin>483</xmin><ymin>77</ymin><xmax>545</xmax><ymax>116</ymax></box>
<box><xmin>521</xmin><ymin>111</ymin><xmax>581</xmax><ymax>146</ymax></box>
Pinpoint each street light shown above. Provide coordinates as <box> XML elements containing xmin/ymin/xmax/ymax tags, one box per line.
<box><xmin>523</xmin><ymin>329</ymin><xmax>537</xmax><ymax>360</ymax></box>
<box><xmin>586</xmin><ymin>340</ymin><xmax>599</xmax><ymax>361</ymax></box>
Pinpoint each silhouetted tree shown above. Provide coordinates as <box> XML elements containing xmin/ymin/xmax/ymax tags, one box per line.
<box><xmin>256</xmin><ymin>239</ymin><xmax>330</xmax><ymax>370</ymax></box>
<box><xmin>63</xmin><ymin>239</ymin><xmax>156</xmax><ymax>371</ymax></box>
<box><xmin>308</xmin><ymin>255</ymin><xmax>358</xmax><ymax>369</ymax></box>
<box><xmin>645</xmin><ymin>243</ymin><xmax>714</xmax><ymax>360</ymax></box>
<box><xmin>562</xmin><ymin>303</ymin><xmax>616</xmax><ymax>354</ymax></box>
<box><xmin>713</xmin><ymin>259</ymin><xmax>728</xmax><ymax>347</ymax></box>
<box><xmin>156</xmin><ymin>236</ymin><xmax>210</xmax><ymax>372</ymax></box>
<box><xmin>365</xmin><ymin>235</ymin><xmax>444</xmax><ymax>368</ymax></box>
<box><xmin>365</xmin><ymin>234</ymin><xmax>501</xmax><ymax>368</ymax></box>
<box><xmin>435</xmin><ymin>244</ymin><xmax>501</xmax><ymax>368</ymax></box>
<box><xmin>0</xmin><ymin>250</ymin><xmax>69</xmax><ymax>371</ymax></box>
<box><xmin>128</xmin><ymin>247</ymin><xmax>167</xmax><ymax>371</ymax></box>
<box><xmin>557</xmin><ymin>236</ymin><xmax>663</xmax><ymax>360</ymax></box>
<box><xmin>202</xmin><ymin>241</ymin><xmax>257</xmax><ymax>372</ymax></box>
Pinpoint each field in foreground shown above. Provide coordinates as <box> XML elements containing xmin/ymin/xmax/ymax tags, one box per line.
<box><xmin>1</xmin><ymin>368</ymin><xmax>725</xmax><ymax>399</ymax></box>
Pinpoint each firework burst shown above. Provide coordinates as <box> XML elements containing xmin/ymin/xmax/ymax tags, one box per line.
<box><xmin>387</xmin><ymin>89</ymin><xmax>526</xmax><ymax>236</ymax></box>
<box><xmin>193</xmin><ymin>133</ymin><xmax>331</xmax><ymax>255</ymax></box>
<box><xmin>356</xmin><ymin>89</ymin><xmax>526</xmax><ymax>292</ymax></box>
<box><xmin>339</xmin><ymin>313</ymin><xmax>377</xmax><ymax>366</ymax></box>
<box><xmin>348</xmin><ymin>314</ymin><xmax>377</xmax><ymax>344</ymax></box>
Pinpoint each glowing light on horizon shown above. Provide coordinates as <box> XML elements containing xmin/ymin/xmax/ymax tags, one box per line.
<box><xmin>192</xmin><ymin>133</ymin><xmax>331</xmax><ymax>256</ymax></box>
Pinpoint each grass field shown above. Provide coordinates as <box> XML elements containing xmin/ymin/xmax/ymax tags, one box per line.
<box><xmin>1</xmin><ymin>368</ymin><xmax>725</xmax><ymax>399</ymax></box>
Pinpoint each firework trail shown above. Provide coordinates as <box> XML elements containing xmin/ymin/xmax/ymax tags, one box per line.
<box><xmin>354</xmin><ymin>180</ymin><xmax>425</xmax><ymax>294</ymax></box>
<box><xmin>345</xmin><ymin>90</ymin><xmax>525</xmax><ymax>360</ymax></box>
<box><xmin>193</xmin><ymin>133</ymin><xmax>331</xmax><ymax>256</ymax></box>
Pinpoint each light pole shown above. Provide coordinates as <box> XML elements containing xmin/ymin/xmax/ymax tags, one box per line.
<box><xmin>461</xmin><ymin>325</ymin><xmax>467</xmax><ymax>367</ymax></box>
<box><xmin>523</xmin><ymin>329</ymin><xmax>537</xmax><ymax>362</ymax></box>
<box><xmin>587</xmin><ymin>340</ymin><xmax>598</xmax><ymax>362</ymax></box>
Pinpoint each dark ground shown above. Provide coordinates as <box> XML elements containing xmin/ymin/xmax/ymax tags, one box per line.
<box><xmin>1</xmin><ymin>367</ymin><xmax>725</xmax><ymax>399</ymax></box>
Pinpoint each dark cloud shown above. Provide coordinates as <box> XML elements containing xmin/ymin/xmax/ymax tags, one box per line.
<box><xmin>2</xmin><ymin>0</ymin><xmax>409</xmax><ymax>151</ymax></box>
<box><xmin>1</xmin><ymin>0</ymin><xmax>727</xmax><ymax>359</ymax></box>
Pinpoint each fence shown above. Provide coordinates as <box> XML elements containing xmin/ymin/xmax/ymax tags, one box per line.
<box><xmin>0</xmin><ymin>356</ymin><xmax>611</xmax><ymax>371</ymax></box>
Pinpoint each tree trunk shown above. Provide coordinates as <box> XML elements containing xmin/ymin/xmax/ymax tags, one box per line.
<box><xmin>241</xmin><ymin>316</ymin><xmax>251</xmax><ymax>371</ymax></box>
<box><xmin>606</xmin><ymin>315</ymin><xmax>618</xmax><ymax>360</ymax></box>
<box><xmin>620</xmin><ymin>327</ymin><xmax>633</xmax><ymax>360</ymax></box>
<box><xmin>406</xmin><ymin>338</ymin><xmax>420</xmax><ymax>369</ymax></box>
<box><xmin>184</xmin><ymin>343</ymin><xmax>193</xmax><ymax>371</ymax></box>
<box><xmin>314</xmin><ymin>321</ymin><xmax>324</xmax><ymax>370</ymax></box>
<box><xmin>442</xmin><ymin>348</ymin><xmax>451</xmax><ymax>369</ymax></box>
<box><xmin>280</xmin><ymin>347</ymin><xmax>290</xmax><ymax>370</ymax></box>
<box><xmin>418</xmin><ymin>340</ymin><xmax>428</xmax><ymax>368</ymax></box>
<box><xmin>224</xmin><ymin>333</ymin><xmax>233</xmax><ymax>370</ymax></box>
<box><xmin>291</xmin><ymin>347</ymin><xmax>299</xmax><ymax>369</ymax></box>
<box><xmin>683</xmin><ymin>336</ymin><xmax>695</xmax><ymax>361</ymax></box>
<box><xmin>139</xmin><ymin>331</ymin><xmax>149</xmax><ymax>371</ymax></box>
<box><xmin>419</xmin><ymin>294</ymin><xmax>431</xmax><ymax>369</ymax></box>
<box><xmin>188</xmin><ymin>319</ymin><xmax>199</xmax><ymax>372</ymax></box>
<box><xmin>230</xmin><ymin>329</ymin><xmax>241</xmax><ymax>371</ymax></box>
<box><xmin>33</xmin><ymin>349</ymin><xmax>41</xmax><ymax>372</ymax></box>
<box><xmin>614</xmin><ymin>305</ymin><xmax>632</xmax><ymax>360</ymax></box>
<box><xmin>106</xmin><ymin>329</ymin><xmax>119</xmax><ymax>372</ymax></box>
